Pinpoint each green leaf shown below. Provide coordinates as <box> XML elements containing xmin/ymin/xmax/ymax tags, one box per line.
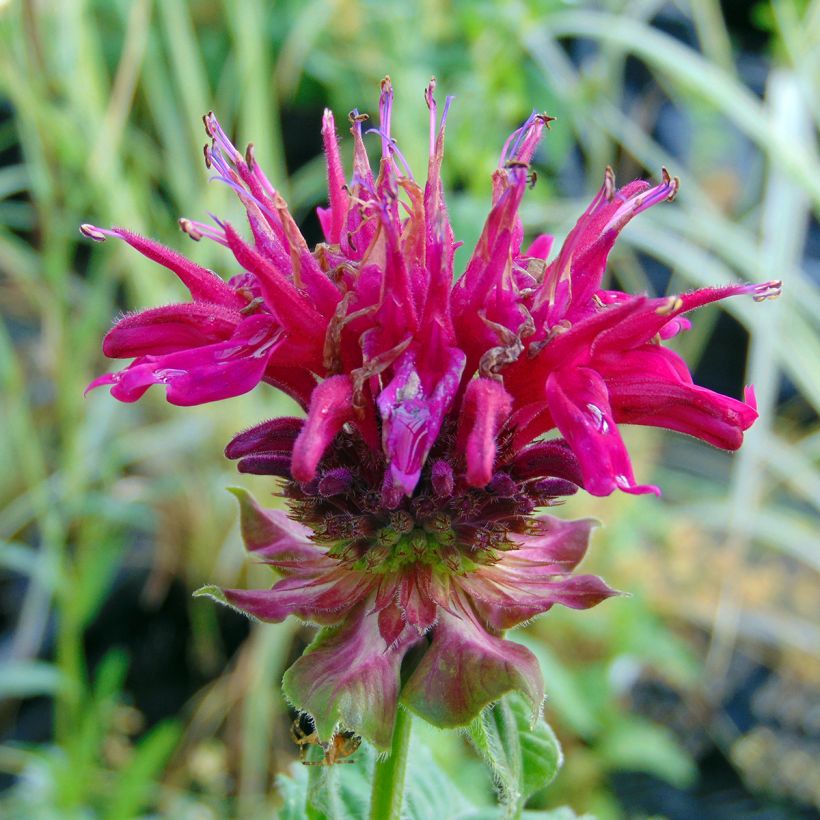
<box><xmin>103</xmin><ymin>721</ymin><xmax>181</xmax><ymax>820</ymax></box>
<box><xmin>276</xmin><ymin>732</ymin><xmax>495</xmax><ymax>819</ymax></box>
<box><xmin>276</xmin><ymin>745</ymin><xmax>374</xmax><ymax>820</ymax></box>
<box><xmin>597</xmin><ymin>716</ymin><xmax>696</xmax><ymax>788</ymax></box>
<box><xmin>469</xmin><ymin>692</ymin><xmax>563</xmax><ymax>815</ymax></box>
<box><xmin>403</xmin><ymin>743</ymin><xmax>478</xmax><ymax>820</ymax></box>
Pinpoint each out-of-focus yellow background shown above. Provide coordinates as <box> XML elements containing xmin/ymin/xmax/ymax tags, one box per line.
<box><xmin>0</xmin><ymin>1</ymin><xmax>817</xmax><ymax>817</ymax></box>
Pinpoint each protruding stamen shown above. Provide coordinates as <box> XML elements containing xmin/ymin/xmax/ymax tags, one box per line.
<box><xmin>379</xmin><ymin>75</ymin><xmax>394</xmax><ymax>161</ymax></box>
<box><xmin>750</xmin><ymin>280</ymin><xmax>782</xmax><ymax>301</ymax></box>
<box><xmin>179</xmin><ymin>217</ymin><xmax>228</xmax><ymax>246</ymax></box>
<box><xmin>365</xmin><ymin>127</ymin><xmax>414</xmax><ymax>180</ymax></box>
<box><xmin>425</xmin><ymin>76</ymin><xmax>437</xmax><ymax>158</ymax></box>
<box><xmin>602</xmin><ymin>168</ymin><xmax>680</xmax><ymax>233</ymax></box>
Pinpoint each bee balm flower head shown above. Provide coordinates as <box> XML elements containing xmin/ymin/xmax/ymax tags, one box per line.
<box><xmin>86</xmin><ymin>78</ymin><xmax>779</xmax><ymax>746</ymax></box>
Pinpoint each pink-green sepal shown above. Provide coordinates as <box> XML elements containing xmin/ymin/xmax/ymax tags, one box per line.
<box><xmin>400</xmin><ymin>603</ymin><xmax>543</xmax><ymax>729</ymax></box>
<box><xmin>282</xmin><ymin>604</ymin><xmax>420</xmax><ymax>750</ymax></box>
<box><xmin>227</xmin><ymin>487</ymin><xmax>320</xmax><ymax>569</ymax></box>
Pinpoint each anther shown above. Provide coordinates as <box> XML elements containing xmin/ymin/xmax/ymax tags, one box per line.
<box><xmin>661</xmin><ymin>167</ymin><xmax>680</xmax><ymax>201</ymax></box>
<box><xmin>604</xmin><ymin>166</ymin><xmax>616</xmax><ymax>201</ymax></box>
<box><xmin>202</xmin><ymin>111</ymin><xmax>216</xmax><ymax>137</ymax></box>
<box><xmin>655</xmin><ymin>296</ymin><xmax>683</xmax><ymax>315</ymax></box>
<box><xmin>178</xmin><ymin>218</ymin><xmax>202</xmax><ymax>240</ymax></box>
<box><xmin>424</xmin><ymin>76</ymin><xmax>436</xmax><ymax>109</ymax></box>
<box><xmin>80</xmin><ymin>224</ymin><xmax>108</xmax><ymax>242</ymax></box>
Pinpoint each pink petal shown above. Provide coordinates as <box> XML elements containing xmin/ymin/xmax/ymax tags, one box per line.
<box><xmin>457</xmin><ymin>378</ymin><xmax>513</xmax><ymax>487</ymax></box>
<box><xmin>546</xmin><ymin>366</ymin><xmax>660</xmax><ymax>496</ymax></box>
<box><xmin>88</xmin><ymin>314</ymin><xmax>282</xmax><ymax>406</ymax></box>
<box><xmin>291</xmin><ymin>375</ymin><xmax>355</xmax><ymax>482</ymax></box>
<box><xmin>224</xmin><ymin>416</ymin><xmax>304</xmax><ymax>459</ymax></box>
<box><xmin>102</xmin><ymin>303</ymin><xmax>240</xmax><ymax>358</ymax></box>
<box><xmin>465</xmin><ymin>571</ymin><xmax>618</xmax><ymax>630</ymax></box>
<box><xmin>377</xmin><ymin>348</ymin><xmax>465</xmax><ymax>496</ymax></box>
<box><xmin>81</xmin><ymin>225</ymin><xmax>244</xmax><ymax>307</ymax></box>
<box><xmin>320</xmin><ymin>108</ymin><xmax>349</xmax><ymax>245</ymax></box>
<box><xmin>508</xmin><ymin>515</ymin><xmax>597</xmax><ymax>570</ymax></box>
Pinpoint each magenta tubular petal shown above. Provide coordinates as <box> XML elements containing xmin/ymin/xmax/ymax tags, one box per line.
<box><xmin>222</xmin><ymin>223</ymin><xmax>327</xmax><ymax>344</ymax></box>
<box><xmin>88</xmin><ymin>314</ymin><xmax>281</xmax><ymax>406</ymax></box>
<box><xmin>318</xmin><ymin>467</ymin><xmax>355</xmax><ymax>496</ymax></box>
<box><xmin>225</xmin><ymin>417</ymin><xmax>303</xmax><ymax>459</ymax></box>
<box><xmin>431</xmin><ymin>459</ymin><xmax>454</xmax><ymax>497</ymax></box>
<box><xmin>509</xmin><ymin>439</ymin><xmax>583</xmax><ymax>485</ymax></box>
<box><xmin>457</xmin><ymin>378</ymin><xmax>513</xmax><ymax>487</ymax></box>
<box><xmin>378</xmin><ymin>348</ymin><xmax>465</xmax><ymax>496</ymax></box>
<box><xmin>320</xmin><ymin>108</ymin><xmax>349</xmax><ymax>244</ymax></box>
<box><xmin>525</xmin><ymin>233</ymin><xmax>554</xmax><ymax>260</ymax></box>
<box><xmin>84</xmin><ymin>226</ymin><xmax>244</xmax><ymax>307</ymax></box>
<box><xmin>610</xmin><ymin>377</ymin><xmax>757</xmax><ymax>450</ymax></box>
<box><xmin>102</xmin><ymin>303</ymin><xmax>240</xmax><ymax>358</ymax></box>
<box><xmin>282</xmin><ymin>604</ymin><xmax>421</xmax><ymax>749</ymax></box>
<box><xmin>236</xmin><ymin>453</ymin><xmax>293</xmax><ymax>478</ymax></box>
<box><xmin>291</xmin><ymin>375</ymin><xmax>355</xmax><ymax>482</ymax></box>
<box><xmin>546</xmin><ymin>366</ymin><xmax>660</xmax><ymax>496</ymax></box>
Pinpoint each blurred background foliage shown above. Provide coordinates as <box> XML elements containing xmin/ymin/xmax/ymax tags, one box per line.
<box><xmin>0</xmin><ymin>0</ymin><xmax>817</xmax><ymax>817</ymax></box>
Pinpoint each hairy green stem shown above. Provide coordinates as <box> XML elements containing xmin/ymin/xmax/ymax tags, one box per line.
<box><xmin>305</xmin><ymin>763</ymin><xmax>326</xmax><ymax>820</ymax></box>
<box><xmin>369</xmin><ymin>708</ymin><xmax>412</xmax><ymax>820</ymax></box>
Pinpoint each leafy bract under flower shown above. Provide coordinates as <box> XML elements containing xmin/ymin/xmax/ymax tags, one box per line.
<box><xmin>200</xmin><ymin>481</ymin><xmax>613</xmax><ymax>748</ymax></box>
<box><xmin>88</xmin><ymin>79</ymin><xmax>779</xmax><ymax>744</ymax></box>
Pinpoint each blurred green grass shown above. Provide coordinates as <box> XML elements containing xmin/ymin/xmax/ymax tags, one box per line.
<box><xmin>0</xmin><ymin>0</ymin><xmax>817</xmax><ymax>816</ymax></box>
